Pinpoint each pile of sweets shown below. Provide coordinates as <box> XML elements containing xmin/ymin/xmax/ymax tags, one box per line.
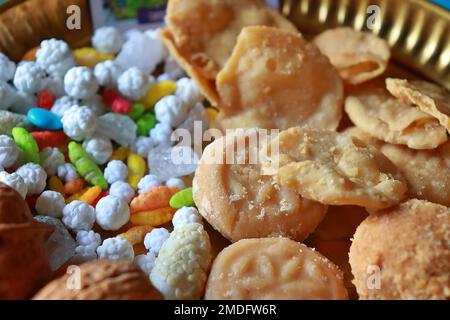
<box><xmin>0</xmin><ymin>26</ymin><xmax>213</xmax><ymax>300</ymax></box>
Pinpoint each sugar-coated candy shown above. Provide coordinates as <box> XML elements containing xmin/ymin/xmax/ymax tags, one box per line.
<box><xmin>64</xmin><ymin>67</ymin><xmax>99</xmax><ymax>100</ymax></box>
<box><xmin>144</xmin><ymin>228</ymin><xmax>170</xmax><ymax>255</ymax></box>
<box><xmin>109</xmin><ymin>181</ymin><xmax>135</xmax><ymax>204</ymax></box>
<box><xmin>169</xmin><ymin>187</ymin><xmax>194</xmax><ymax>209</ymax></box>
<box><xmin>92</xmin><ymin>26</ymin><xmax>124</xmax><ymax>55</ymax></box>
<box><xmin>36</xmin><ymin>39</ymin><xmax>75</xmax><ymax>78</ymax></box>
<box><xmin>61</xmin><ymin>106</ymin><xmax>98</xmax><ymax>141</ymax></box>
<box><xmin>127</xmin><ymin>153</ymin><xmax>146</xmax><ymax>190</ymax></box>
<box><xmin>0</xmin><ymin>135</ymin><xmax>19</xmax><ymax>168</ymax></box>
<box><xmin>130</xmin><ymin>186</ymin><xmax>179</xmax><ymax>214</ymax></box>
<box><xmin>118</xmin><ymin>67</ymin><xmax>151</xmax><ymax>101</ymax></box>
<box><xmin>0</xmin><ymin>171</ymin><xmax>27</xmax><ymax>198</ymax></box>
<box><xmin>82</xmin><ymin>135</ymin><xmax>113</xmax><ymax>165</ymax></box>
<box><xmin>13</xmin><ymin>61</ymin><xmax>46</xmax><ymax>94</ymax></box>
<box><xmin>50</xmin><ymin>96</ymin><xmax>76</xmax><ymax>118</ymax></box>
<box><xmin>0</xmin><ymin>52</ymin><xmax>16</xmax><ymax>82</ymax></box>
<box><xmin>94</xmin><ymin>60</ymin><xmax>123</xmax><ymax>88</ymax></box>
<box><xmin>74</xmin><ymin>47</ymin><xmax>114</xmax><ymax>69</ymax></box>
<box><xmin>172</xmin><ymin>207</ymin><xmax>202</xmax><ymax>228</ymax></box>
<box><xmin>96</xmin><ymin>112</ymin><xmax>137</xmax><ymax>147</ymax></box>
<box><xmin>39</xmin><ymin>147</ymin><xmax>65</xmax><ymax>176</ymax></box>
<box><xmin>0</xmin><ymin>111</ymin><xmax>30</xmax><ymax>136</ymax></box>
<box><xmin>68</xmin><ymin>142</ymin><xmax>108</xmax><ymax>190</ymax></box>
<box><xmin>0</xmin><ymin>82</ymin><xmax>17</xmax><ymax>110</ymax></box>
<box><xmin>144</xmin><ymin>28</ymin><xmax>167</xmax><ymax>67</ymax></box>
<box><xmin>104</xmin><ymin>160</ymin><xmax>128</xmax><ymax>184</ymax></box>
<box><xmin>31</xmin><ymin>131</ymin><xmax>68</xmax><ymax>150</ymax></box>
<box><xmin>38</xmin><ymin>90</ymin><xmax>54</xmax><ymax>109</ymax></box>
<box><xmin>75</xmin><ymin>230</ymin><xmax>101</xmax><ymax>260</ymax></box>
<box><xmin>137</xmin><ymin>174</ymin><xmax>163</xmax><ymax>194</ymax></box>
<box><xmin>95</xmin><ymin>195</ymin><xmax>130</xmax><ymax>231</ymax></box>
<box><xmin>63</xmin><ymin>177</ymin><xmax>85</xmax><ymax>195</ymax></box>
<box><xmin>148</xmin><ymin>145</ymin><xmax>199</xmax><ymax>181</ymax></box>
<box><xmin>97</xmin><ymin>237</ymin><xmax>134</xmax><ymax>261</ymax></box>
<box><xmin>12</xmin><ymin>127</ymin><xmax>40</xmax><ymax>164</ymax></box>
<box><xmin>150</xmin><ymin>123</ymin><xmax>173</xmax><ymax>147</ymax></box>
<box><xmin>154</xmin><ymin>95</ymin><xmax>190</xmax><ymax>127</ymax></box>
<box><xmin>165</xmin><ymin>177</ymin><xmax>185</xmax><ymax>190</ymax></box>
<box><xmin>131</xmin><ymin>207</ymin><xmax>176</xmax><ymax>227</ymax></box>
<box><xmin>133</xmin><ymin>136</ymin><xmax>155</xmax><ymax>158</ymax></box>
<box><xmin>48</xmin><ymin>176</ymin><xmax>65</xmax><ymax>195</ymax></box>
<box><xmin>35</xmin><ymin>190</ymin><xmax>65</xmax><ymax>218</ymax></box>
<box><xmin>27</xmin><ymin>108</ymin><xmax>62</xmax><ymax>131</ymax></box>
<box><xmin>62</xmin><ymin>200</ymin><xmax>96</xmax><ymax>231</ymax></box>
<box><xmin>140</xmin><ymin>81</ymin><xmax>177</xmax><ymax>109</ymax></box>
<box><xmin>127</xmin><ymin>103</ymin><xmax>146</xmax><ymax>121</ymax></box>
<box><xmin>101</xmin><ymin>89</ymin><xmax>131</xmax><ymax>114</ymax></box>
<box><xmin>134</xmin><ymin>252</ymin><xmax>156</xmax><ymax>276</ymax></box>
<box><xmin>78</xmin><ymin>186</ymin><xmax>102</xmax><ymax>205</ymax></box>
<box><xmin>119</xmin><ymin>225</ymin><xmax>153</xmax><ymax>246</ymax></box>
<box><xmin>57</xmin><ymin>163</ymin><xmax>78</xmax><ymax>183</ymax></box>
<box><xmin>16</xmin><ymin>163</ymin><xmax>47</xmax><ymax>195</ymax></box>
<box><xmin>175</xmin><ymin>77</ymin><xmax>203</xmax><ymax>108</ymax></box>
<box><xmin>137</xmin><ymin>113</ymin><xmax>157</xmax><ymax>136</ymax></box>
<box><xmin>109</xmin><ymin>146</ymin><xmax>129</xmax><ymax>162</ymax></box>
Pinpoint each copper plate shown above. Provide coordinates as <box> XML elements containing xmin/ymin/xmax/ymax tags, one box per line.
<box><xmin>281</xmin><ymin>0</ymin><xmax>450</xmax><ymax>90</ymax></box>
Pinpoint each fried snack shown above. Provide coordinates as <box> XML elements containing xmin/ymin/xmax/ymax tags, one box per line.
<box><xmin>345</xmin><ymin>88</ymin><xmax>447</xmax><ymax>149</ymax></box>
<box><xmin>162</xmin><ymin>0</ymin><xmax>297</xmax><ymax>105</ymax></box>
<box><xmin>261</xmin><ymin>127</ymin><xmax>408</xmax><ymax>209</ymax></box>
<box><xmin>309</xmin><ymin>205</ymin><xmax>368</xmax><ymax>241</ymax></box>
<box><xmin>216</xmin><ymin>26</ymin><xmax>343</xmax><ymax>131</ymax></box>
<box><xmin>386</xmin><ymin>78</ymin><xmax>450</xmax><ymax>134</ymax></box>
<box><xmin>349</xmin><ymin>199</ymin><xmax>450</xmax><ymax>300</ymax></box>
<box><xmin>341</xmin><ymin>126</ymin><xmax>383</xmax><ymax>147</ymax></box>
<box><xmin>380</xmin><ymin>142</ymin><xmax>450</xmax><ymax>207</ymax></box>
<box><xmin>192</xmin><ymin>129</ymin><xmax>327</xmax><ymax>242</ymax></box>
<box><xmin>204</xmin><ymin>238</ymin><xmax>348</xmax><ymax>300</ymax></box>
<box><xmin>313</xmin><ymin>27</ymin><xmax>390</xmax><ymax>84</ymax></box>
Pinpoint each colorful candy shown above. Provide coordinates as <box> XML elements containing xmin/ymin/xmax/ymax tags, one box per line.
<box><xmin>63</xmin><ymin>178</ymin><xmax>85</xmax><ymax>195</ymax></box>
<box><xmin>109</xmin><ymin>146</ymin><xmax>129</xmax><ymax>162</ymax></box>
<box><xmin>68</xmin><ymin>142</ymin><xmax>108</xmax><ymax>190</ymax></box>
<box><xmin>136</xmin><ymin>113</ymin><xmax>157</xmax><ymax>136</ymax></box>
<box><xmin>27</xmin><ymin>108</ymin><xmax>62</xmax><ymax>131</ymax></box>
<box><xmin>74</xmin><ymin>47</ymin><xmax>114</xmax><ymax>69</ymax></box>
<box><xmin>48</xmin><ymin>176</ymin><xmax>65</xmax><ymax>195</ymax></box>
<box><xmin>78</xmin><ymin>186</ymin><xmax>102</xmax><ymax>205</ymax></box>
<box><xmin>130</xmin><ymin>186</ymin><xmax>179</xmax><ymax>214</ymax></box>
<box><xmin>12</xmin><ymin>127</ymin><xmax>40</xmax><ymax>164</ymax></box>
<box><xmin>118</xmin><ymin>225</ymin><xmax>153</xmax><ymax>245</ymax></box>
<box><xmin>169</xmin><ymin>187</ymin><xmax>194</xmax><ymax>209</ymax></box>
<box><xmin>38</xmin><ymin>90</ymin><xmax>54</xmax><ymax>109</ymax></box>
<box><xmin>102</xmin><ymin>89</ymin><xmax>132</xmax><ymax>114</ymax></box>
<box><xmin>140</xmin><ymin>81</ymin><xmax>177</xmax><ymax>109</ymax></box>
<box><xmin>127</xmin><ymin>153</ymin><xmax>146</xmax><ymax>190</ymax></box>
<box><xmin>205</xmin><ymin>107</ymin><xmax>219</xmax><ymax>122</ymax></box>
<box><xmin>130</xmin><ymin>207</ymin><xmax>176</xmax><ymax>226</ymax></box>
<box><xmin>127</xmin><ymin>103</ymin><xmax>146</xmax><ymax>121</ymax></box>
<box><xmin>92</xmin><ymin>190</ymin><xmax>109</xmax><ymax>207</ymax></box>
<box><xmin>31</xmin><ymin>131</ymin><xmax>69</xmax><ymax>150</ymax></box>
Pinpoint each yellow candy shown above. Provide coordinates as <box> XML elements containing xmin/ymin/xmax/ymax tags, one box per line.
<box><xmin>48</xmin><ymin>176</ymin><xmax>65</xmax><ymax>195</ymax></box>
<box><xmin>127</xmin><ymin>153</ymin><xmax>146</xmax><ymax>190</ymax></box>
<box><xmin>118</xmin><ymin>225</ymin><xmax>153</xmax><ymax>245</ymax></box>
<box><xmin>78</xmin><ymin>186</ymin><xmax>102</xmax><ymax>205</ymax></box>
<box><xmin>65</xmin><ymin>188</ymin><xmax>88</xmax><ymax>204</ymax></box>
<box><xmin>130</xmin><ymin>207</ymin><xmax>176</xmax><ymax>226</ymax></box>
<box><xmin>74</xmin><ymin>47</ymin><xmax>114</xmax><ymax>68</ymax></box>
<box><xmin>110</xmin><ymin>146</ymin><xmax>129</xmax><ymax>162</ymax></box>
<box><xmin>140</xmin><ymin>81</ymin><xmax>177</xmax><ymax>109</ymax></box>
<box><xmin>205</xmin><ymin>107</ymin><xmax>219</xmax><ymax>121</ymax></box>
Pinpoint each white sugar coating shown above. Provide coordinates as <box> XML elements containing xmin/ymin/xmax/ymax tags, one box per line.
<box><xmin>57</xmin><ymin>163</ymin><xmax>79</xmax><ymax>183</ymax></box>
<box><xmin>62</xmin><ymin>200</ymin><xmax>96</xmax><ymax>231</ymax></box>
<box><xmin>94</xmin><ymin>60</ymin><xmax>123</xmax><ymax>88</ymax></box>
<box><xmin>16</xmin><ymin>163</ymin><xmax>47</xmax><ymax>195</ymax></box>
<box><xmin>115</xmin><ymin>31</ymin><xmax>160</xmax><ymax>74</ymax></box>
<box><xmin>117</xmin><ymin>67</ymin><xmax>151</xmax><ymax>100</ymax></box>
<box><xmin>0</xmin><ymin>135</ymin><xmax>19</xmax><ymax>168</ymax></box>
<box><xmin>64</xmin><ymin>66</ymin><xmax>99</xmax><ymax>100</ymax></box>
<box><xmin>51</xmin><ymin>96</ymin><xmax>77</xmax><ymax>117</ymax></box>
<box><xmin>81</xmin><ymin>94</ymin><xmax>106</xmax><ymax>116</ymax></box>
<box><xmin>95</xmin><ymin>195</ymin><xmax>130</xmax><ymax>231</ymax></box>
<box><xmin>109</xmin><ymin>181</ymin><xmax>135</xmax><ymax>204</ymax></box>
<box><xmin>148</xmin><ymin>145</ymin><xmax>199</xmax><ymax>181</ymax></box>
<box><xmin>172</xmin><ymin>207</ymin><xmax>202</xmax><ymax>228</ymax></box>
<box><xmin>137</xmin><ymin>174</ymin><xmax>163</xmax><ymax>194</ymax></box>
<box><xmin>96</xmin><ymin>112</ymin><xmax>137</xmax><ymax>147</ymax></box>
<box><xmin>36</xmin><ymin>38</ymin><xmax>75</xmax><ymax>78</ymax></box>
<box><xmin>44</xmin><ymin>73</ymin><xmax>66</xmax><ymax>98</ymax></box>
<box><xmin>75</xmin><ymin>230</ymin><xmax>102</xmax><ymax>259</ymax></box>
<box><xmin>133</xmin><ymin>136</ymin><xmax>155</xmax><ymax>158</ymax></box>
<box><xmin>62</xmin><ymin>105</ymin><xmax>98</xmax><ymax>141</ymax></box>
<box><xmin>134</xmin><ymin>251</ymin><xmax>157</xmax><ymax>276</ymax></box>
<box><xmin>92</xmin><ymin>26</ymin><xmax>124</xmax><ymax>55</ymax></box>
<box><xmin>9</xmin><ymin>91</ymin><xmax>36</xmax><ymax>115</ymax></box>
<box><xmin>165</xmin><ymin>177</ymin><xmax>185</xmax><ymax>190</ymax></box>
<box><xmin>0</xmin><ymin>52</ymin><xmax>16</xmax><ymax>82</ymax></box>
<box><xmin>13</xmin><ymin>61</ymin><xmax>46</xmax><ymax>94</ymax></box>
<box><xmin>34</xmin><ymin>215</ymin><xmax>76</xmax><ymax>271</ymax></box>
<box><xmin>173</xmin><ymin>102</ymin><xmax>208</xmax><ymax>141</ymax></box>
<box><xmin>150</xmin><ymin>122</ymin><xmax>173</xmax><ymax>147</ymax></box>
<box><xmin>144</xmin><ymin>228</ymin><xmax>170</xmax><ymax>255</ymax></box>
<box><xmin>163</xmin><ymin>55</ymin><xmax>185</xmax><ymax>80</ymax></box>
<box><xmin>82</xmin><ymin>135</ymin><xmax>113</xmax><ymax>165</ymax></box>
<box><xmin>97</xmin><ymin>237</ymin><xmax>134</xmax><ymax>261</ymax></box>
<box><xmin>0</xmin><ymin>171</ymin><xmax>27</xmax><ymax>198</ymax></box>
<box><xmin>35</xmin><ymin>190</ymin><xmax>65</xmax><ymax>218</ymax></box>
<box><xmin>40</xmin><ymin>147</ymin><xmax>65</xmax><ymax>176</ymax></box>
<box><xmin>154</xmin><ymin>95</ymin><xmax>190</xmax><ymax>127</ymax></box>
<box><xmin>144</xmin><ymin>28</ymin><xmax>167</xmax><ymax>65</ymax></box>
<box><xmin>104</xmin><ymin>160</ymin><xmax>128</xmax><ymax>184</ymax></box>
<box><xmin>0</xmin><ymin>82</ymin><xmax>18</xmax><ymax>110</ymax></box>
<box><xmin>175</xmin><ymin>77</ymin><xmax>203</xmax><ymax>108</ymax></box>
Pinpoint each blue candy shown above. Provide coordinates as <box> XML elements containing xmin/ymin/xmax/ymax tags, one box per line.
<box><xmin>27</xmin><ymin>108</ymin><xmax>62</xmax><ymax>131</ymax></box>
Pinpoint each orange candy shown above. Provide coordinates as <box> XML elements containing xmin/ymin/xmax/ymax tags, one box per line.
<box><xmin>130</xmin><ymin>186</ymin><xmax>179</xmax><ymax>214</ymax></box>
<box><xmin>130</xmin><ymin>207</ymin><xmax>176</xmax><ymax>227</ymax></box>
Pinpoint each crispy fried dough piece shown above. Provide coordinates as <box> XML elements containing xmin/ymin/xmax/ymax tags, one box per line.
<box><xmin>205</xmin><ymin>238</ymin><xmax>348</xmax><ymax>300</ymax></box>
<box><xmin>386</xmin><ymin>78</ymin><xmax>450</xmax><ymax>134</ymax></box>
<box><xmin>349</xmin><ymin>199</ymin><xmax>450</xmax><ymax>300</ymax></box>
<box><xmin>216</xmin><ymin>26</ymin><xmax>343</xmax><ymax>131</ymax></box>
<box><xmin>162</xmin><ymin>0</ymin><xmax>297</xmax><ymax>105</ymax></box>
<box><xmin>192</xmin><ymin>129</ymin><xmax>327</xmax><ymax>242</ymax></box>
<box><xmin>345</xmin><ymin>87</ymin><xmax>447</xmax><ymax>150</ymax></box>
<box><xmin>313</xmin><ymin>27</ymin><xmax>390</xmax><ymax>85</ymax></box>
<box><xmin>261</xmin><ymin>127</ymin><xmax>408</xmax><ymax>209</ymax></box>
<box><xmin>341</xmin><ymin>126</ymin><xmax>384</xmax><ymax>147</ymax></box>
<box><xmin>380</xmin><ymin>142</ymin><xmax>450</xmax><ymax>207</ymax></box>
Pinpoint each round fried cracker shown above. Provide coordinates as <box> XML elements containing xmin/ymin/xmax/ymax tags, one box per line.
<box><xmin>313</xmin><ymin>27</ymin><xmax>390</xmax><ymax>85</ymax></box>
<box><xmin>386</xmin><ymin>78</ymin><xmax>450</xmax><ymax>134</ymax></box>
<box><xmin>349</xmin><ymin>199</ymin><xmax>450</xmax><ymax>300</ymax></box>
<box><xmin>380</xmin><ymin>142</ymin><xmax>450</xmax><ymax>207</ymax></box>
<box><xmin>192</xmin><ymin>129</ymin><xmax>327</xmax><ymax>242</ymax></box>
<box><xmin>204</xmin><ymin>238</ymin><xmax>348</xmax><ymax>300</ymax></box>
<box><xmin>345</xmin><ymin>88</ymin><xmax>447</xmax><ymax>150</ymax></box>
<box><xmin>216</xmin><ymin>26</ymin><xmax>343</xmax><ymax>131</ymax></box>
<box><xmin>163</xmin><ymin>0</ymin><xmax>298</xmax><ymax>105</ymax></box>
<box><xmin>261</xmin><ymin>127</ymin><xmax>408</xmax><ymax>209</ymax></box>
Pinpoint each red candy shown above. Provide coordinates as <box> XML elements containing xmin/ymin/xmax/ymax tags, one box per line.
<box><xmin>31</xmin><ymin>131</ymin><xmax>69</xmax><ymax>150</ymax></box>
<box><xmin>102</xmin><ymin>89</ymin><xmax>131</xmax><ymax>114</ymax></box>
<box><xmin>38</xmin><ymin>90</ymin><xmax>54</xmax><ymax>109</ymax></box>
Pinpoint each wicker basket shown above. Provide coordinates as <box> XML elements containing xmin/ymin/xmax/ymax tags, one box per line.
<box><xmin>0</xmin><ymin>0</ymin><xmax>92</xmax><ymax>61</ymax></box>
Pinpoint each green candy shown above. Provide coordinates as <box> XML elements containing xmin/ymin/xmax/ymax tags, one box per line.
<box><xmin>68</xmin><ymin>142</ymin><xmax>108</xmax><ymax>190</ymax></box>
<box><xmin>137</xmin><ymin>113</ymin><xmax>157</xmax><ymax>136</ymax></box>
<box><xmin>169</xmin><ymin>187</ymin><xmax>195</xmax><ymax>209</ymax></box>
<box><xmin>128</xmin><ymin>103</ymin><xmax>146</xmax><ymax>121</ymax></box>
<box><xmin>12</xmin><ymin>127</ymin><xmax>40</xmax><ymax>164</ymax></box>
